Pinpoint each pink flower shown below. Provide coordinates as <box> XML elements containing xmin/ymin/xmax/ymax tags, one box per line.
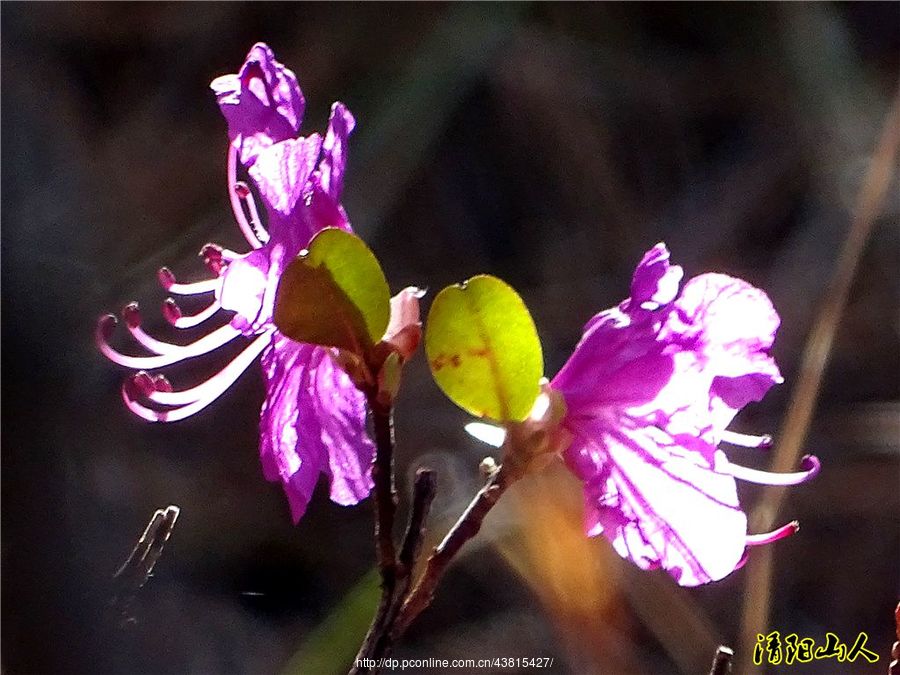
<box><xmin>97</xmin><ymin>44</ymin><xmax>415</xmax><ymax>522</ymax></box>
<box><xmin>551</xmin><ymin>244</ymin><xmax>818</xmax><ymax>585</ymax></box>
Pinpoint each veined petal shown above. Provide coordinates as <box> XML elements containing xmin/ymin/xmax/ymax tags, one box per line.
<box><xmin>258</xmin><ymin>336</ymin><xmax>327</xmax><ymax>521</ymax></box>
<box><xmin>552</xmin><ymin>309</ymin><xmax>674</xmax><ymax>414</ymax></box>
<box><xmin>248</xmin><ymin>134</ymin><xmax>322</xmax><ymax>217</ymax></box>
<box><xmin>309</xmin><ymin>349</ymin><xmax>375</xmax><ymax>506</ymax></box>
<box><xmin>565</xmin><ymin>418</ymin><xmax>746</xmax><ymax>586</ymax></box>
<box><xmin>673</xmin><ymin>272</ymin><xmax>780</xmax><ymax>353</ymax></box>
<box><xmin>211</xmin><ymin>43</ymin><xmax>305</xmax><ymax>166</ymax></box>
<box><xmin>258</xmin><ymin>333</ymin><xmax>373</xmax><ymax>522</ymax></box>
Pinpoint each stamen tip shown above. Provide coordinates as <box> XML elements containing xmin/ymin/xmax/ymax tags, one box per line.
<box><xmin>126</xmin><ymin>371</ymin><xmax>155</xmax><ymax>398</ymax></box>
<box><xmin>799</xmin><ymin>455</ymin><xmax>821</xmax><ymax>477</ymax></box>
<box><xmin>152</xmin><ymin>374</ymin><xmax>173</xmax><ymax>393</ymax></box>
<box><xmin>199</xmin><ymin>244</ymin><xmax>224</xmax><ymax>274</ymax></box>
<box><xmin>199</xmin><ymin>243</ymin><xmax>223</xmax><ymax>258</ymax></box>
<box><xmin>97</xmin><ymin>314</ymin><xmax>118</xmax><ymax>339</ymax></box>
<box><xmin>233</xmin><ymin>182</ymin><xmax>251</xmax><ymax>198</ymax></box>
<box><xmin>122</xmin><ymin>302</ymin><xmax>142</xmax><ymax>328</ymax></box>
<box><xmin>162</xmin><ymin>298</ymin><xmax>182</xmax><ymax>324</ymax></box>
<box><xmin>158</xmin><ymin>267</ymin><xmax>175</xmax><ymax>290</ymax></box>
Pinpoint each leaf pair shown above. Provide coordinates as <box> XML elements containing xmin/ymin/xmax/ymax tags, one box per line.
<box><xmin>274</xmin><ymin>228</ymin><xmax>544</xmax><ymax>422</ymax></box>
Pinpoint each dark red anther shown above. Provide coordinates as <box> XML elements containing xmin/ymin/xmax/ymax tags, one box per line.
<box><xmin>199</xmin><ymin>243</ymin><xmax>225</xmax><ymax>274</ymax></box>
<box><xmin>122</xmin><ymin>302</ymin><xmax>142</xmax><ymax>329</ymax></box>
<box><xmin>152</xmin><ymin>374</ymin><xmax>173</xmax><ymax>393</ymax></box>
<box><xmin>158</xmin><ymin>267</ymin><xmax>176</xmax><ymax>290</ymax></box>
<box><xmin>97</xmin><ymin>314</ymin><xmax>118</xmax><ymax>340</ymax></box>
<box><xmin>162</xmin><ymin>298</ymin><xmax>182</xmax><ymax>325</ymax></box>
<box><xmin>127</xmin><ymin>371</ymin><xmax>156</xmax><ymax>398</ymax></box>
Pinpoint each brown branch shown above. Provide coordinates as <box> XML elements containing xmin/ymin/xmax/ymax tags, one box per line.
<box><xmin>708</xmin><ymin>646</ymin><xmax>733</xmax><ymax>675</ymax></box>
<box><xmin>399</xmin><ymin>469</ymin><xmax>438</xmax><ymax>572</ymax></box>
<box><xmin>738</xmin><ymin>93</ymin><xmax>900</xmax><ymax>673</ymax></box>
<box><xmin>109</xmin><ymin>505</ymin><xmax>180</xmax><ymax>628</ymax></box>
<box><xmin>350</xmin><ymin>399</ymin><xmax>399</xmax><ymax>675</ymax></box>
<box><xmin>350</xmin><ymin>470</ymin><xmax>437</xmax><ymax>674</ymax></box>
<box><xmin>394</xmin><ymin>463</ymin><xmax>512</xmax><ymax>636</ymax></box>
<box><xmin>371</xmin><ymin>400</ymin><xmax>398</xmax><ymax>584</ymax></box>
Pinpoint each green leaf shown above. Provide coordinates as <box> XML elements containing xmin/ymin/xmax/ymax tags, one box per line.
<box><xmin>279</xmin><ymin>570</ymin><xmax>379</xmax><ymax>675</ymax></box>
<box><xmin>425</xmin><ymin>275</ymin><xmax>543</xmax><ymax>422</ymax></box>
<box><xmin>274</xmin><ymin>228</ymin><xmax>390</xmax><ymax>353</ymax></box>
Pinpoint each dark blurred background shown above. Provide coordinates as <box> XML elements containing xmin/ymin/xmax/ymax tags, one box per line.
<box><xmin>2</xmin><ymin>3</ymin><xmax>898</xmax><ymax>674</ymax></box>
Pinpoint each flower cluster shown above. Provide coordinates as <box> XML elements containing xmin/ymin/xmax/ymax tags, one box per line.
<box><xmin>97</xmin><ymin>44</ymin><xmax>412</xmax><ymax>522</ymax></box>
<box><xmin>550</xmin><ymin>244</ymin><xmax>818</xmax><ymax>585</ymax></box>
<box><xmin>99</xmin><ymin>45</ymin><xmax>817</xmax><ymax>592</ymax></box>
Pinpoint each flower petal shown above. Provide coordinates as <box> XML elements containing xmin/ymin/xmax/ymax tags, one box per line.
<box><xmin>308</xmin><ymin>349</ymin><xmax>375</xmax><ymax>506</ymax></box>
<box><xmin>671</xmin><ymin>273</ymin><xmax>783</xmax><ymax>432</ymax></box>
<box><xmin>565</xmin><ymin>419</ymin><xmax>746</xmax><ymax>586</ymax></box>
<box><xmin>248</xmin><ymin>134</ymin><xmax>323</xmax><ymax>218</ymax></box>
<box><xmin>673</xmin><ymin>272</ymin><xmax>780</xmax><ymax>354</ymax></box>
<box><xmin>259</xmin><ymin>333</ymin><xmax>373</xmax><ymax>522</ymax></box>
<box><xmin>211</xmin><ymin>43</ymin><xmax>305</xmax><ymax>166</ymax></box>
<box><xmin>628</xmin><ymin>242</ymin><xmax>684</xmax><ymax>310</ymax></box>
<box><xmin>551</xmin><ymin>309</ymin><xmax>675</xmax><ymax>414</ymax></box>
<box><xmin>316</xmin><ymin>102</ymin><xmax>356</xmax><ymax>201</ymax></box>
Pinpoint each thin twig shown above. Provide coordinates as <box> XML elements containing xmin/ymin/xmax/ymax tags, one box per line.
<box><xmin>708</xmin><ymin>646</ymin><xmax>733</xmax><ymax>675</ymax></box>
<box><xmin>350</xmin><ymin>470</ymin><xmax>437</xmax><ymax>674</ymax></box>
<box><xmin>399</xmin><ymin>469</ymin><xmax>438</xmax><ymax>573</ymax></box>
<box><xmin>371</xmin><ymin>400</ymin><xmax>398</xmax><ymax>584</ymax></box>
<box><xmin>351</xmin><ymin>399</ymin><xmax>399</xmax><ymax>674</ymax></box>
<box><xmin>738</xmin><ymin>94</ymin><xmax>900</xmax><ymax>672</ymax></box>
<box><xmin>109</xmin><ymin>505</ymin><xmax>180</xmax><ymax>627</ymax></box>
<box><xmin>395</xmin><ymin>463</ymin><xmax>512</xmax><ymax>636</ymax></box>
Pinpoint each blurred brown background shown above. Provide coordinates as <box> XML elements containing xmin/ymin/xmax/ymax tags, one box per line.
<box><xmin>2</xmin><ymin>3</ymin><xmax>898</xmax><ymax>674</ymax></box>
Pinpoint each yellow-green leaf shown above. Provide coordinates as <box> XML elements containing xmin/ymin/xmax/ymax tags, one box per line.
<box><xmin>274</xmin><ymin>228</ymin><xmax>390</xmax><ymax>353</ymax></box>
<box><xmin>425</xmin><ymin>275</ymin><xmax>543</xmax><ymax>422</ymax></box>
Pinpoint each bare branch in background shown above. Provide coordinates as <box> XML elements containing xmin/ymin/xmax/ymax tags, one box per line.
<box><xmin>708</xmin><ymin>645</ymin><xmax>733</xmax><ymax>675</ymax></box>
<box><xmin>109</xmin><ymin>505</ymin><xmax>180</xmax><ymax>628</ymax></box>
<box><xmin>739</xmin><ymin>93</ymin><xmax>900</xmax><ymax>672</ymax></box>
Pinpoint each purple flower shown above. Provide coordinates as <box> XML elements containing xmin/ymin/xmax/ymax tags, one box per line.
<box><xmin>550</xmin><ymin>244</ymin><xmax>819</xmax><ymax>586</ymax></box>
<box><xmin>97</xmin><ymin>44</ymin><xmax>415</xmax><ymax>522</ymax></box>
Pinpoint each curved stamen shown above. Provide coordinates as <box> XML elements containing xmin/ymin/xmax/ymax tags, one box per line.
<box><xmin>122</xmin><ymin>302</ymin><xmax>234</xmax><ymax>356</ymax></box>
<box><xmin>228</xmin><ymin>145</ymin><xmax>264</xmax><ymax>249</ymax></box>
<box><xmin>721</xmin><ymin>430</ymin><xmax>773</xmax><ymax>449</ymax></box>
<box><xmin>746</xmin><ymin>521</ymin><xmax>799</xmax><ymax>546</ymax></box>
<box><xmin>121</xmin><ymin>331</ymin><xmax>273</xmax><ymax>421</ymax></box>
<box><xmin>158</xmin><ymin>267</ymin><xmax>219</xmax><ymax>295</ymax></box>
<box><xmin>726</xmin><ymin>455</ymin><xmax>820</xmax><ymax>486</ymax></box>
<box><xmin>235</xmin><ymin>181</ymin><xmax>269</xmax><ymax>244</ymax></box>
<box><xmin>97</xmin><ymin>314</ymin><xmax>241</xmax><ymax>368</ymax></box>
<box><xmin>163</xmin><ymin>298</ymin><xmax>222</xmax><ymax>329</ymax></box>
<box><xmin>122</xmin><ymin>303</ymin><xmax>183</xmax><ymax>355</ymax></box>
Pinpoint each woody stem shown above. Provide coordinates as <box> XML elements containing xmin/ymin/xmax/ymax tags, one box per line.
<box><xmin>393</xmin><ymin>463</ymin><xmax>513</xmax><ymax>637</ymax></box>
